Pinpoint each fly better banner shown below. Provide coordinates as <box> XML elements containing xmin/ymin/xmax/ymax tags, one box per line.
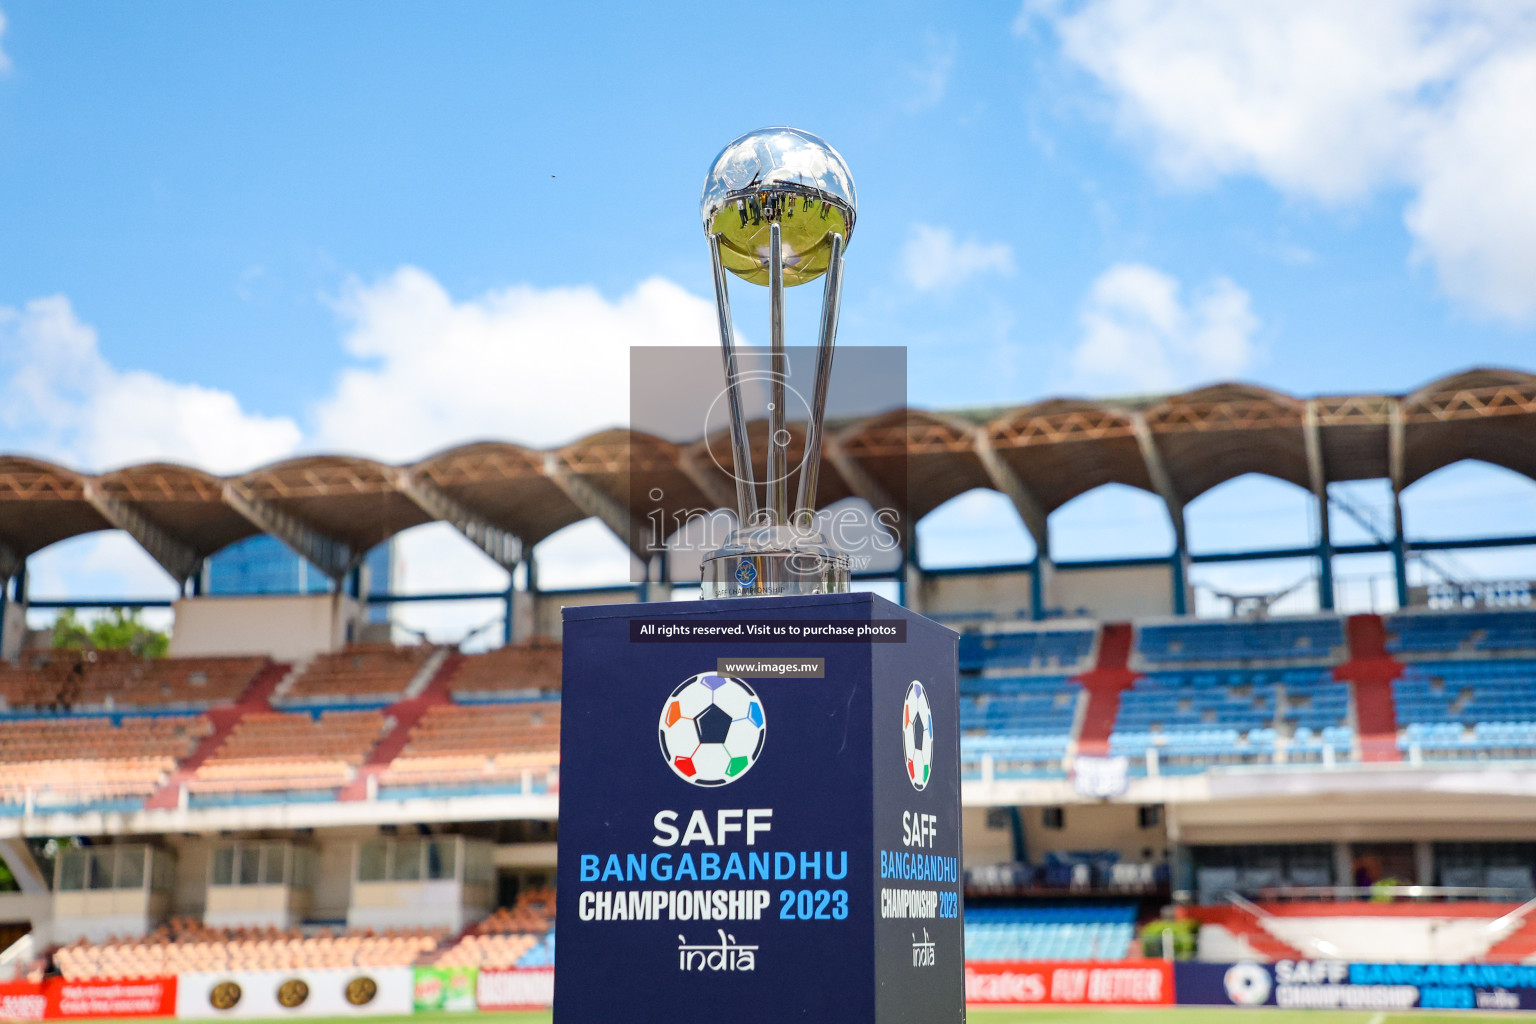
<box><xmin>966</xmin><ymin>961</ymin><xmax>1173</xmax><ymax>1006</ymax></box>
<box><xmin>1177</xmin><ymin>960</ymin><xmax>1536</xmax><ymax>1011</ymax></box>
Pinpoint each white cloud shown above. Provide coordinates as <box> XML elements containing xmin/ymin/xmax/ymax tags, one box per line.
<box><xmin>905</xmin><ymin>35</ymin><xmax>957</xmax><ymax>112</ymax></box>
<box><xmin>1067</xmin><ymin>263</ymin><xmax>1259</xmax><ymax>393</ymax></box>
<box><xmin>900</xmin><ymin>224</ymin><xmax>1014</xmax><ymax>293</ymax></box>
<box><xmin>1405</xmin><ymin>47</ymin><xmax>1536</xmax><ymax>320</ymax></box>
<box><xmin>1029</xmin><ymin>0</ymin><xmax>1536</xmax><ymax>321</ymax></box>
<box><xmin>0</xmin><ymin>8</ymin><xmax>11</xmax><ymax>74</ymax></box>
<box><xmin>312</xmin><ymin>267</ymin><xmax>719</xmax><ymax>459</ymax></box>
<box><xmin>0</xmin><ymin>296</ymin><xmax>302</xmax><ymax>473</ymax></box>
<box><xmin>0</xmin><ymin>271</ymin><xmax>742</xmax><ymax>612</ymax></box>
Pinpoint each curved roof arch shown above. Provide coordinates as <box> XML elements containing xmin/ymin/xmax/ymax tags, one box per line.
<box><xmin>0</xmin><ymin>368</ymin><xmax>1531</xmax><ymax>583</ymax></box>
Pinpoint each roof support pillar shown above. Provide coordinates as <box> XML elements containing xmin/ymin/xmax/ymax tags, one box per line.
<box><xmin>678</xmin><ymin>445</ymin><xmax>739</xmax><ymax>514</ymax></box>
<box><xmin>825</xmin><ymin>434</ymin><xmax>912</xmax><ymax>555</ymax></box>
<box><xmin>221</xmin><ymin>482</ymin><xmax>359</xmax><ymax>583</ymax></box>
<box><xmin>542</xmin><ymin>453</ymin><xmax>654</xmax><ymax>565</ymax></box>
<box><xmin>1303</xmin><ymin>400</ymin><xmax>1335</xmax><ymax>610</ymax></box>
<box><xmin>1131</xmin><ymin>413</ymin><xmax>1190</xmax><ymax>616</ymax></box>
<box><xmin>974</xmin><ymin>428</ymin><xmax>1053</xmax><ymax>619</ymax></box>
<box><xmin>1388</xmin><ymin>399</ymin><xmax>1410</xmax><ymax>608</ymax></box>
<box><xmin>390</xmin><ymin>470</ymin><xmax>524</xmax><ymax>571</ymax></box>
<box><xmin>503</xmin><ymin>575</ymin><xmax>516</xmax><ymax>647</ymax></box>
<box><xmin>900</xmin><ymin>534</ymin><xmax>924</xmax><ymax>613</ymax></box>
<box><xmin>82</xmin><ymin>481</ymin><xmax>205</xmax><ymax>586</ymax></box>
<box><xmin>0</xmin><ymin>560</ymin><xmax>25</xmax><ymax>661</ymax></box>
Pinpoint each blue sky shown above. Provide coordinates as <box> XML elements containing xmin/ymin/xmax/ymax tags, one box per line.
<box><xmin>2</xmin><ymin>1</ymin><xmax>1535</xmax><ymax>632</ymax></box>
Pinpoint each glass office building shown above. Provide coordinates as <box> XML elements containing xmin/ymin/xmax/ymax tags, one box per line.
<box><xmin>204</xmin><ymin>536</ymin><xmax>395</xmax><ymax>623</ymax></box>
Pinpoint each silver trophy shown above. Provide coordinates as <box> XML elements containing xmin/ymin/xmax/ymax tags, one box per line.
<box><xmin>698</xmin><ymin>127</ymin><xmax>856</xmax><ymax>599</ymax></box>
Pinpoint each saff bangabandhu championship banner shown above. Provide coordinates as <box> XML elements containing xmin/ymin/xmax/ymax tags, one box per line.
<box><xmin>554</xmin><ymin>593</ymin><xmax>963</xmax><ymax>1024</ymax></box>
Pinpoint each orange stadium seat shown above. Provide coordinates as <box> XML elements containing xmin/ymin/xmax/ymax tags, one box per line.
<box><xmin>0</xmin><ymin>653</ymin><xmax>267</xmax><ymax>711</ymax></box>
<box><xmin>0</xmin><ymin>715</ymin><xmax>211</xmax><ymax>811</ymax></box>
<box><xmin>186</xmin><ymin>710</ymin><xmax>386</xmax><ymax>799</ymax></box>
<box><xmin>447</xmin><ymin>640</ymin><xmax>560</xmax><ymax>697</ymax></box>
<box><xmin>378</xmin><ymin>702</ymin><xmax>559</xmax><ymax>791</ymax></box>
<box><xmin>424</xmin><ymin>888</ymin><xmax>555</xmax><ymax>968</ymax></box>
<box><xmin>52</xmin><ymin>920</ymin><xmax>450</xmax><ymax>979</ymax></box>
<box><xmin>280</xmin><ymin>644</ymin><xmax>437</xmax><ymax>703</ymax></box>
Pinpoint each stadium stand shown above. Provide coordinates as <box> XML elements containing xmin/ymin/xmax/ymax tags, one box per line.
<box><xmin>0</xmin><ymin>714</ymin><xmax>212</xmax><ymax>813</ymax></box>
<box><xmin>1110</xmin><ymin>668</ymin><xmax>1354</xmax><ymax>770</ymax></box>
<box><xmin>1388</xmin><ymin>609</ymin><xmax>1536</xmax><ymax>656</ymax></box>
<box><xmin>377</xmin><ymin>701</ymin><xmax>560</xmax><ymax>796</ymax></box>
<box><xmin>278</xmin><ymin>644</ymin><xmax>439</xmax><ymax>704</ymax></box>
<box><xmin>0</xmin><ymin>652</ymin><xmax>267</xmax><ymax>710</ymax></box>
<box><xmin>1101</xmin><ymin>617</ymin><xmax>1357</xmax><ymax>770</ymax></box>
<box><xmin>958</xmin><ymin>625</ymin><xmax>1097</xmax><ymax>675</ymax></box>
<box><xmin>515</xmin><ymin>930</ymin><xmax>555</xmax><ymax>968</ymax></box>
<box><xmin>49</xmin><ymin>889</ymin><xmax>560</xmax><ymax>979</ymax></box>
<box><xmin>447</xmin><ymin>640</ymin><xmax>561</xmax><ymax>699</ymax></box>
<box><xmin>1134</xmin><ymin>616</ymin><xmax>1346</xmax><ymax>667</ymax></box>
<box><xmin>956</xmin><ymin>623</ymin><xmax>1096</xmax><ymax>780</ymax></box>
<box><xmin>52</xmin><ymin>921</ymin><xmax>449</xmax><ymax>978</ymax></box>
<box><xmin>1389</xmin><ymin>611</ymin><xmax>1536</xmax><ymax>760</ymax></box>
<box><xmin>960</xmin><ymin>675</ymin><xmax>1080</xmax><ymax>779</ymax></box>
<box><xmin>428</xmin><ymin>889</ymin><xmax>554</xmax><ymax>968</ymax></box>
<box><xmin>185</xmin><ymin>710</ymin><xmax>387</xmax><ymax>804</ymax></box>
<box><xmin>963</xmin><ymin>904</ymin><xmax>1137</xmax><ymax>961</ymax></box>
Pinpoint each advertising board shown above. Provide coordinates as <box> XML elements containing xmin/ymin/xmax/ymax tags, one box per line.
<box><xmin>0</xmin><ymin>979</ymin><xmax>175</xmax><ymax>1021</ymax></box>
<box><xmin>965</xmin><ymin>961</ymin><xmax>1174</xmax><ymax>1006</ymax></box>
<box><xmin>1176</xmin><ymin>960</ymin><xmax>1536</xmax><ymax>1011</ymax></box>
<box><xmin>175</xmin><ymin>968</ymin><xmax>412</xmax><ymax>1019</ymax></box>
<box><xmin>411</xmin><ymin>967</ymin><xmax>477</xmax><ymax>1013</ymax></box>
<box><xmin>475</xmin><ymin>969</ymin><xmax>554</xmax><ymax>1011</ymax></box>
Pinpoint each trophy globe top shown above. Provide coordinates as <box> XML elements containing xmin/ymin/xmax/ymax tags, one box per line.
<box><xmin>700</xmin><ymin>127</ymin><xmax>857</xmax><ymax>288</ymax></box>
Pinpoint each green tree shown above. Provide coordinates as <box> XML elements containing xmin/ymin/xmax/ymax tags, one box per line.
<box><xmin>50</xmin><ymin>609</ymin><xmax>91</xmax><ymax>650</ymax></box>
<box><xmin>51</xmin><ymin>608</ymin><xmax>168</xmax><ymax>658</ymax></box>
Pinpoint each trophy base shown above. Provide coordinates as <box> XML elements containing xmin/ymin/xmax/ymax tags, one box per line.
<box><xmin>699</xmin><ymin>525</ymin><xmax>851</xmax><ymax>599</ymax></box>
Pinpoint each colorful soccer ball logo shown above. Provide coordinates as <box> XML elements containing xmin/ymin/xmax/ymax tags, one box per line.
<box><xmin>658</xmin><ymin>674</ymin><xmax>766</xmax><ymax>786</ymax></box>
<box><xmin>902</xmin><ymin>680</ymin><xmax>933</xmax><ymax>791</ymax></box>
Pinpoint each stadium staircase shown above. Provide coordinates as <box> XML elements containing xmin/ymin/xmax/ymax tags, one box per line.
<box><xmin>144</xmin><ymin>659</ymin><xmax>292</xmax><ymax>810</ymax></box>
<box><xmin>1339</xmin><ymin>614</ymin><xmax>1403</xmax><ymax>762</ymax></box>
<box><xmin>1072</xmin><ymin>623</ymin><xmax>1138</xmax><ymax>757</ymax></box>
<box><xmin>1186</xmin><ymin>904</ymin><xmax>1307</xmax><ymax>960</ymax></box>
<box><xmin>337</xmin><ymin>652</ymin><xmax>463</xmax><ymax>802</ymax></box>
<box><xmin>1485</xmin><ymin>906</ymin><xmax>1536</xmax><ymax>963</ymax></box>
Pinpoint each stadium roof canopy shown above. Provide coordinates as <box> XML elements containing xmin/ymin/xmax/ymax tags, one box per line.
<box><xmin>0</xmin><ymin>368</ymin><xmax>1533</xmax><ymax>586</ymax></box>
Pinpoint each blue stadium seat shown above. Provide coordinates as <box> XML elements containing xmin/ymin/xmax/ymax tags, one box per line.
<box><xmin>1387</xmin><ymin>609</ymin><xmax>1536</xmax><ymax>656</ymax></box>
<box><xmin>964</xmin><ymin>903</ymin><xmax>1137</xmax><ymax>961</ymax></box>
<box><xmin>1109</xmin><ymin>668</ymin><xmax>1353</xmax><ymax>771</ymax></box>
<box><xmin>960</xmin><ymin>675</ymin><xmax>1080</xmax><ymax>779</ymax></box>
<box><xmin>516</xmin><ymin>930</ymin><xmax>556</xmax><ymax>967</ymax></box>
<box><xmin>1135</xmin><ymin>617</ymin><xmax>1344</xmax><ymax>667</ymax></box>
<box><xmin>959</xmin><ymin>627</ymin><xmax>1097</xmax><ymax>674</ymax></box>
<box><xmin>1389</xmin><ymin>616</ymin><xmax>1536</xmax><ymax>760</ymax></box>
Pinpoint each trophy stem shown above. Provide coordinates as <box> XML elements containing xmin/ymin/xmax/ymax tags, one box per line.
<box><xmin>708</xmin><ymin>233</ymin><xmax>760</xmax><ymax>527</ymax></box>
<box><xmin>793</xmin><ymin>232</ymin><xmax>844</xmax><ymax>527</ymax></box>
<box><xmin>766</xmin><ymin>221</ymin><xmax>788</xmax><ymax>528</ymax></box>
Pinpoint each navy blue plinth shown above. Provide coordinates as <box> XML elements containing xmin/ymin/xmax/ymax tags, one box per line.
<box><xmin>554</xmin><ymin>592</ymin><xmax>963</xmax><ymax>1024</ymax></box>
